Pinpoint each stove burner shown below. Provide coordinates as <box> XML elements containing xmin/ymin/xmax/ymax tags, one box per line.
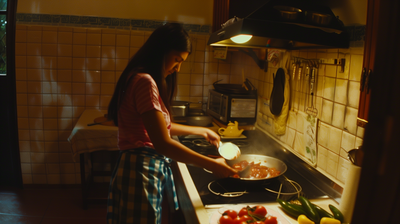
<box><xmin>208</xmin><ymin>180</ymin><xmax>248</xmax><ymax>197</ymax></box>
<box><xmin>265</xmin><ymin>177</ymin><xmax>302</xmax><ymax>198</ymax></box>
<box><xmin>230</xmin><ymin>140</ymin><xmax>249</xmax><ymax>148</ymax></box>
<box><xmin>180</xmin><ymin>137</ymin><xmax>249</xmax><ymax>148</ymax></box>
<box><xmin>192</xmin><ymin>139</ymin><xmax>211</xmax><ymax>147</ymax></box>
<box><xmin>181</xmin><ymin>139</ymin><xmax>219</xmax><ymax>157</ymax></box>
<box><xmin>207</xmin><ymin>175</ymin><xmax>302</xmax><ymax>200</ymax></box>
<box><xmin>181</xmin><ymin>139</ymin><xmax>212</xmax><ymax>147</ymax></box>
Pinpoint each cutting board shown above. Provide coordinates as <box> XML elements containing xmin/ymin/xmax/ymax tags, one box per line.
<box><xmin>302</xmin><ymin>112</ymin><xmax>317</xmax><ymax>165</ymax></box>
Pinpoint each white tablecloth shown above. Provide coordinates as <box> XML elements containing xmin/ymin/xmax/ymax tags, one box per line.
<box><xmin>68</xmin><ymin>109</ymin><xmax>118</xmax><ymax>161</ymax></box>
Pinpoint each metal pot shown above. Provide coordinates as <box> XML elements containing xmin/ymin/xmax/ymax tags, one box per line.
<box><xmin>171</xmin><ymin>101</ymin><xmax>190</xmax><ymax>117</ymax></box>
<box><xmin>274</xmin><ymin>5</ymin><xmax>302</xmax><ymax>21</ymax></box>
<box><xmin>305</xmin><ymin>11</ymin><xmax>332</xmax><ymax>26</ymax></box>
<box><xmin>186</xmin><ymin>115</ymin><xmax>213</xmax><ymax>127</ymax></box>
<box><xmin>226</xmin><ymin>154</ymin><xmax>287</xmax><ymax>181</ymax></box>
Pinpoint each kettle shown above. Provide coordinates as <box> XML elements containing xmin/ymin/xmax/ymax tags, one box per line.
<box><xmin>218</xmin><ymin>121</ymin><xmax>244</xmax><ymax>137</ymax></box>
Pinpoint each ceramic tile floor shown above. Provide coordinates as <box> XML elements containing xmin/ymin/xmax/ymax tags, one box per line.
<box><xmin>0</xmin><ymin>186</ymin><xmax>107</xmax><ymax>224</ymax></box>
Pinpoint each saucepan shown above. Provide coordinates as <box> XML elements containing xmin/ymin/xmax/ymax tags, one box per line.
<box><xmin>186</xmin><ymin>115</ymin><xmax>213</xmax><ymax>127</ymax></box>
<box><xmin>305</xmin><ymin>11</ymin><xmax>332</xmax><ymax>26</ymax></box>
<box><xmin>226</xmin><ymin>154</ymin><xmax>287</xmax><ymax>181</ymax></box>
<box><xmin>274</xmin><ymin>5</ymin><xmax>303</xmax><ymax>21</ymax></box>
<box><xmin>171</xmin><ymin>101</ymin><xmax>190</xmax><ymax>117</ymax></box>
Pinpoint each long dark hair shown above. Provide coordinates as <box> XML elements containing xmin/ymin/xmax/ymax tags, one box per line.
<box><xmin>108</xmin><ymin>23</ymin><xmax>192</xmax><ymax>126</ymax></box>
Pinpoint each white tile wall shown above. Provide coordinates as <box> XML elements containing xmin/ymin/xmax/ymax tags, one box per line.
<box><xmin>242</xmin><ymin>48</ymin><xmax>366</xmax><ymax>185</ymax></box>
<box><xmin>16</xmin><ymin>23</ymin><xmax>365</xmax><ymax>187</ymax></box>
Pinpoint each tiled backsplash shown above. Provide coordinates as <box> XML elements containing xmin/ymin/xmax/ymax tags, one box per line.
<box><xmin>16</xmin><ymin>15</ymin><xmax>365</xmax><ymax>187</ymax></box>
<box><xmin>249</xmin><ymin>49</ymin><xmax>365</xmax><ymax>186</ymax></box>
<box><xmin>195</xmin><ymin>47</ymin><xmax>365</xmax><ymax>186</ymax></box>
<box><xmin>15</xmin><ymin>22</ymin><xmax>213</xmax><ymax>184</ymax></box>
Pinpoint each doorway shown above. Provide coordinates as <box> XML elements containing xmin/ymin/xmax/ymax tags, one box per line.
<box><xmin>0</xmin><ymin>0</ymin><xmax>22</xmax><ymax>188</ymax></box>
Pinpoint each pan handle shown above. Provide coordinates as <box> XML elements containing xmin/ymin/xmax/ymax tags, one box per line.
<box><xmin>213</xmin><ymin>79</ymin><xmax>223</xmax><ymax>85</ymax></box>
<box><xmin>245</xmin><ymin>78</ymin><xmax>256</xmax><ymax>90</ymax></box>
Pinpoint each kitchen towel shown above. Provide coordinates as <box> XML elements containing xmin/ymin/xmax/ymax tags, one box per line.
<box><xmin>273</xmin><ymin>68</ymin><xmax>290</xmax><ymax>136</ymax></box>
<box><xmin>340</xmin><ymin>164</ymin><xmax>362</xmax><ymax>223</ymax></box>
<box><xmin>303</xmin><ymin>112</ymin><xmax>317</xmax><ymax>165</ymax></box>
<box><xmin>270</xmin><ymin>68</ymin><xmax>285</xmax><ymax>116</ymax></box>
<box><xmin>271</xmin><ymin>52</ymin><xmax>291</xmax><ymax>136</ymax></box>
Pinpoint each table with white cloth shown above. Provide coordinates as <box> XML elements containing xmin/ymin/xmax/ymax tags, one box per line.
<box><xmin>68</xmin><ymin>109</ymin><xmax>119</xmax><ymax>209</ymax></box>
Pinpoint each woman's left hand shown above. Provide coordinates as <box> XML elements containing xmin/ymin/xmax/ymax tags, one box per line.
<box><xmin>202</xmin><ymin>128</ymin><xmax>220</xmax><ymax>148</ymax></box>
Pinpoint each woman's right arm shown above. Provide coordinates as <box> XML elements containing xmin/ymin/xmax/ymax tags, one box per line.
<box><xmin>141</xmin><ymin>109</ymin><xmax>237</xmax><ymax>178</ymax></box>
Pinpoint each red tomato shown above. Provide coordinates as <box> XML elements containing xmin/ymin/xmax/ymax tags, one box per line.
<box><xmin>238</xmin><ymin>207</ymin><xmax>248</xmax><ymax>217</ymax></box>
<box><xmin>264</xmin><ymin>216</ymin><xmax>278</xmax><ymax>224</ymax></box>
<box><xmin>222</xmin><ymin>209</ymin><xmax>238</xmax><ymax>219</ymax></box>
<box><xmin>254</xmin><ymin>221</ymin><xmax>265</xmax><ymax>224</ymax></box>
<box><xmin>240</xmin><ymin>215</ymin><xmax>253</xmax><ymax>222</ymax></box>
<box><xmin>249</xmin><ymin>205</ymin><xmax>267</xmax><ymax>217</ymax></box>
<box><xmin>232</xmin><ymin>217</ymin><xmax>245</xmax><ymax>224</ymax></box>
<box><xmin>219</xmin><ymin>215</ymin><xmax>234</xmax><ymax>224</ymax></box>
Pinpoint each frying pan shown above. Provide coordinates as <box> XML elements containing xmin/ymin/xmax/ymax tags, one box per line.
<box><xmin>226</xmin><ymin>154</ymin><xmax>287</xmax><ymax>181</ymax></box>
<box><xmin>186</xmin><ymin>115</ymin><xmax>213</xmax><ymax>127</ymax></box>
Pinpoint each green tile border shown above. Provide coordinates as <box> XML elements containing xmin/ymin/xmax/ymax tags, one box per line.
<box><xmin>16</xmin><ymin>13</ymin><xmax>212</xmax><ymax>34</ymax></box>
<box><xmin>16</xmin><ymin>13</ymin><xmax>365</xmax><ymax>46</ymax></box>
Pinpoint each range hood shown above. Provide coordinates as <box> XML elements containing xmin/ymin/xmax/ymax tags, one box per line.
<box><xmin>208</xmin><ymin>0</ymin><xmax>349</xmax><ymax>50</ymax></box>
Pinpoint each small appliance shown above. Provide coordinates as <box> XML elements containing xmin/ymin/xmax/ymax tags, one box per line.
<box><xmin>207</xmin><ymin>89</ymin><xmax>257</xmax><ymax>126</ymax></box>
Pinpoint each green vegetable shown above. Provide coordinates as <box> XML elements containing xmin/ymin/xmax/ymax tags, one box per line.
<box><xmin>299</xmin><ymin>196</ymin><xmax>320</xmax><ymax>223</ymax></box>
<box><xmin>246</xmin><ymin>205</ymin><xmax>266</xmax><ymax>221</ymax></box>
<box><xmin>298</xmin><ymin>214</ymin><xmax>316</xmax><ymax>224</ymax></box>
<box><xmin>329</xmin><ymin>204</ymin><xmax>344</xmax><ymax>223</ymax></box>
<box><xmin>277</xmin><ymin>198</ymin><xmax>306</xmax><ymax>218</ymax></box>
<box><xmin>320</xmin><ymin>217</ymin><xmax>341</xmax><ymax>224</ymax></box>
<box><xmin>313</xmin><ymin>204</ymin><xmax>334</xmax><ymax>219</ymax></box>
<box><xmin>288</xmin><ymin>202</ymin><xmax>306</xmax><ymax>211</ymax></box>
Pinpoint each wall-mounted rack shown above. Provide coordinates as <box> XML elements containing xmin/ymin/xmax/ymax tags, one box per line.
<box><xmin>319</xmin><ymin>58</ymin><xmax>346</xmax><ymax>73</ymax></box>
<box><xmin>292</xmin><ymin>56</ymin><xmax>346</xmax><ymax>73</ymax></box>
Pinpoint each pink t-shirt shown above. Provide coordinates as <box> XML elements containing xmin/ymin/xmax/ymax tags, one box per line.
<box><xmin>117</xmin><ymin>73</ymin><xmax>171</xmax><ymax>150</ymax></box>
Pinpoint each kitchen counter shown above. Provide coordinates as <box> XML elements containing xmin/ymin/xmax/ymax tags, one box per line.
<box><xmin>171</xmin><ymin>128</ymin><xmax>342</xmax><ymax>224</ymax></box>
<box><xmin>173</xmin><ymin>161</ymin><xmax>338</xmax><ymax>224</ymax></box>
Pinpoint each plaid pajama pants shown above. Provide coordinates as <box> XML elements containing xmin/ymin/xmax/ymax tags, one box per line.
<box><xmin>106</xmin><ymin>148</ymin><xmax>178</xmax><ymax>224</ymax></box>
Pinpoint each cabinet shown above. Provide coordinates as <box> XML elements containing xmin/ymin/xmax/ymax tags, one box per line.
<box><xmin>357</xmin><ymin>0</ymin><xmax>380</xmax><ymax>127</ymax></box>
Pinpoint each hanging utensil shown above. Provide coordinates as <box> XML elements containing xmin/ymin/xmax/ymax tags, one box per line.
<box><xmin>290</xmin><ymin>59</ymin><xmax>297</xmax><ymax>111</ymax></box>
<box><xmin>306</xmin><ymin>66</ymin><xmax>318</xmax><ymax>117</ymax></box>
<box><xmin>296</xmin><ymin>61</ymin><xmax>303</xmax><ymax>111</ymax></box>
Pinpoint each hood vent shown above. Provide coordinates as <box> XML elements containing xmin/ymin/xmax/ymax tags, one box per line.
<box><xmin>208</xmin><ymin>0</ymin><xmax>349</xmax><ymax>50</ymax></box>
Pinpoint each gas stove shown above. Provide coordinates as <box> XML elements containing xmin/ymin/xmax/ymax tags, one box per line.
<box><xmin>179</xmin><ymin>136</ymin><xmax>249</xmax><ymax>158</ymax></box>
<box><xmin>178</xmin><ymin>131</ymin><xmax>332</xmax><ymax>206</ymax></box>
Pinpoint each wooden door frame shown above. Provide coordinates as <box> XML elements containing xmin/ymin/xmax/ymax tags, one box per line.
<box><xmin>352</xmin><ymin>0</ymin><xmax>400</xmax><ymax>223</ymax></box>
<box><xmin>0</xmin><ymin>0</ymin><xmax>22</xmax><ymax>188</ymax></box>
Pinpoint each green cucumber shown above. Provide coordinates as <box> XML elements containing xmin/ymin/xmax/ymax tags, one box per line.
<box><xmin>329</xmin><ymin>204</ymin><xmax>344</xmax><ymax>223</ymax></box>
<box><xmin>277</xmin><ymin>198</ymin><xmax>306</xmax><ymax>218</ymax></box>
<box><xmin>313</xmin><ymin>204</ymin><xmax>334</xmax><ymax>219</ymax></box>
<box><xmin>298</xmin><ymin>196</ymin><xmax>320</xmax><ymax>223</ymax></box>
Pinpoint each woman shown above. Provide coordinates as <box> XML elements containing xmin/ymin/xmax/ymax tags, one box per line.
<box><xmin>106</xmin><ymin>23</ymin><xmax>237</xmax><ymax>224</ymax></box>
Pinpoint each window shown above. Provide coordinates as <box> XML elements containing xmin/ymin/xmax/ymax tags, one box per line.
<box><xmin>0</xmin><ymin>0</ymin><xmax>7</xmax><ymax>76</ymax></box>
<box><xmin>0</xmin><ymin>15</ymin><xmax>6</xmax><ymax>76</ymax></box>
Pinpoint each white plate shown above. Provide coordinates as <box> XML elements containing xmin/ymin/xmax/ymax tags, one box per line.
<box><xmin>209</xmin><ymin>204</ymin><xmax>290</xmax><ymax>224</ymax></box>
